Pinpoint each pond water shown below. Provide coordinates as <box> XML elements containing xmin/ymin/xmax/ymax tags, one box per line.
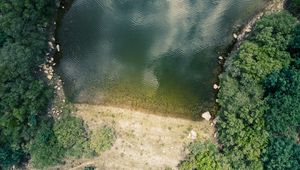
<box><xmin>57</xmin><ymin>0</ymin><xmax>266</xmax><ymax>119</ymax></box>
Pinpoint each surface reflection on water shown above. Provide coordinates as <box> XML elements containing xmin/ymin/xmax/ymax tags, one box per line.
<box><xmin>58</xmin><ymin>0</ymin><xmax>266</xmax><ymax>119</ymax></box>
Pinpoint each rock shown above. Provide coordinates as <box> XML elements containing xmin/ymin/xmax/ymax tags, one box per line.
<box><xmin>213</xmin><ymin>118</ymin><xmax>217</xmax><ymax>125</ymax></box>
<box><xmin>213</xmin><ymin>84</ymin><xmax>220</xmax><ymax>90</ymax></box>
<box><xmin>233</xmin><ymin>33</ymin><xmax>238</xmax><ymax>39</ymax></box>
<box><xmin>245</xmin><ymin>27</ymin><xmax>251</xmax><ymax>33</ymax></box>
<box><xmin>56</xmin><ymin>44</ymin><xmax>60</xmax><ymax>52</ymax></box>
<box><xmin>218</xmin><ymin>56</ymin><xmax>224</xmax><ymax>60</ymax></box>
<box><xmin>188</xmin><ymin>130</ymin><xmax>197</xmax><ymax>140</ymax></box>
<box><xmin>214</xmin><ymin>132</ymin><xmax>217</xmax><ymax>138</ymax></box>
<box><xmin>202</xmin><ymin>111</ymin><xmax>211</xmax><ymax>121</ymax></box>
<box><xmin>47</xmin><ymin>75</ymin><xmax>53</xmax><ymax>80</ymax></box>
<box><xmin>48</xmin><ymin>41</ymin><xmax>54</xmax><ymax>49</ymax></box>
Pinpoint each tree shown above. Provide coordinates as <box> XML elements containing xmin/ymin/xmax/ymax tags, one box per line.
<box><xmin>53</xmin><ymin>115</ymin><xmax>91</xmax><ymax>157</ymax></box>
<box><xmin>28</xmin><ymin>123</ymin><xmax>63</xmax><ymax>169</ymax></box>
<box><xmin>262</xmin><ymin>137</ymin><xmax>300</xmax><ymax>170</ymax></box>
<box><xmin>179</xmin><ymin>142</ymin><xmax>231</xmax><ymax>170</ymax></box>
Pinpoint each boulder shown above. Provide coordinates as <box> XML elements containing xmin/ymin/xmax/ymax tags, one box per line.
<box><xmin>245</xmin><ymin>27</ymin><xmax>251</xmax><ymax>33</ymax></box>
<box><xmin>233</xmin><ymin>33</ymin><xmax>238</xmax><ymax>39</ymax></box>
<box><xmin>47</xmin><ymin>75</ymin><xmax>53</xmax><ymax>80</ymax></box>
<box><xmin>56</xmin><ymin>44</ymin><xmax>60</xmax><ymax>52</ymax></box>
<box><xmin>213</xmin><ymin>84</ymin><xmax>220</xmax><ymax>90</ymax></box>
<box><xmin>202</xmin><ymin>111</ymin><xmax>211</xmax><ymax>121</ymax></box>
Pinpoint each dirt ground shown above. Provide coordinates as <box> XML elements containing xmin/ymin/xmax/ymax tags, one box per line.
<box><xmin>53</xmin><ymin>104</ymin><xmax>214</xmax><ymax>170</ymax></box>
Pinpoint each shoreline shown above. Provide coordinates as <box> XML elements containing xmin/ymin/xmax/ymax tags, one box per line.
<box><xmin>230</xmin><ymin>0</ymin><xmax>286</xmax><ymax>52</ymax></box>
<box><xmin>45</xmin><ymin>0</ymin><xmax>285</xmax><ymax>120</ymax></box>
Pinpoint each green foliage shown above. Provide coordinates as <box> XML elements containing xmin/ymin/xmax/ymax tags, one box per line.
<box><xmin>83</xmin><ymin>166</ymin><xmax>95</xmax><ymax>170</ymax></box>
<box><xmin>28</xmin><ymin>123</ymin><xmax>63</xmax><ymax>169</ymax></box>
<box><xmin>262</xmin><ymin>67</ymin><xmax>300</xmax><ymax>170</ymax></box>
<box><xmin>264</xmin><ymin>68</ymin><xmax>300</xmax><ymax>137</ymax></box>
<box><xmin>0</xmin><ymin>0</ymin><xmax>55</xmax><ymax>168</ymax></box>
<box><xmin>53</xmin><ymin>115</ymin><xmax>91</xmax><ymax>157</ymax></box>
<box><xmin>287</xmin><ymin>0</ymin><xmax>300</xmax><ymax>17</ymax></box>
<box><xmin>214</xmin><ymin>11</ymin><xmax>299</xmax><ymax>169</ymax></box>
<box><xmin>179</xmin><ymin>142</ymin><xmax>231</xmax><ymax>170</ymax></box>
<box><xmin>262</xmin><ymin>137</ymin><xmax>300</xmax><ymax>170</ymax></box>
<box><xmin>90</xmin><ymin>126</ymin><xmax>116</xmax><ymax>155</ymax></box>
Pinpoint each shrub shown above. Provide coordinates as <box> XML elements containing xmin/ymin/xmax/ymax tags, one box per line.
<box><xmin>54</xmin><ymin>115</ymin><xmax>90</xmax><ymax>157</ymax></box>
<box><xmin>28</xmin><ymin>123</ymin><xmax>63</xmax><ymax>169</ymax></box>
<box><xmin>179</xmin><ymin>142</ymin><xmax>230</xmax><ymax>170</ymax></box>
<box><xmin>90</xmin><ymin>126</ymin><xmax>116</xmax><ymax>155</ymax></box>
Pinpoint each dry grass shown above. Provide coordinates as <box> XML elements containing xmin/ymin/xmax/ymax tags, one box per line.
<box><xmin>53</xmin><ymin>104</ymin><xmax>214</xmax><ymax>170</ymax></box>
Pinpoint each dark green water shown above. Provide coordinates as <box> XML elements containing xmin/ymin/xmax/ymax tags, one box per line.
<box><xmin>57</xmin><ymin>0</ymin><xmax>266</xmax><ymax>119</ymax></box>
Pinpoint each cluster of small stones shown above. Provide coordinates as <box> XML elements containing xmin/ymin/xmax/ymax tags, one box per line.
<box><xmin>40</xmin><ymin>32</ymin><xmax>66</xmax><ymax>117</ymax></box>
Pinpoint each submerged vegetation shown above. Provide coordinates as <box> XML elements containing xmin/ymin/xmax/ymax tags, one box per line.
<box><xmin>181</xmin><ymin>8</ymin><xmax>300</xmax><ymax>170</ymax></box>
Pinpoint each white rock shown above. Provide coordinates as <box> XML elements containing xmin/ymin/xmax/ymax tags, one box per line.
<box><xmin>202</xmin><ymin>111</ymin><xmax>211</xmax><ymax>121</ymax></box>
<box><xmin>213</xmin><ymin>84</ymin><xmax>220</xmax><ymax>90</ymax></box>
<box><xmin>47</xmin><ymin>75</ymin><xmax>53</xmax><ymax>80</ymax></box>
<box><xmin>245</xmin><ymin>27</ymin><xmax>251</xmax><ymax>33</ymax></box>
<box><xmin>233</xmin><ymin>33</ymin><xmax>238</xmax><ymax>39</ymax></box>
<box><xmin>218</xmin><ymin>56</ymin><xmax>224</xmax><ymax>60</ymax></box>
<box><xmin>56</xmin><ymin>44</ymin><xmax>60</xmax><ymax>52</ymax></box>
<box><xmin>48</xmin><ymin>41</ymin><xmax>54</xmax><ymax>49</ymax></box>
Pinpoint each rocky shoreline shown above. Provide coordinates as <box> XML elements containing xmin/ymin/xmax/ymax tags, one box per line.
<box><xmin>231</xmin><ymin>0</ymin><xmax>286</xmax><ymax>51</ymax></box>
<box><xmin>41</xmin><ymin>1</ymin><xmax>69</xmax><ymax>118</ymax></box>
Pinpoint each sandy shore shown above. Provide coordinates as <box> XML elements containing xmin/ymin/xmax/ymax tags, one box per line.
<box><xmin>52</xmin><ymin>104</ymin><xmax>214</xmax><ymax>170</ymax></box>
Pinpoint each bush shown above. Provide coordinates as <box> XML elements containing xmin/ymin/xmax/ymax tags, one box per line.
<box><xmin>262</xmin><ymin>137</ymin><xmax>300</xmax><ymax>170</ymax></box>
<box><xmin>54</xmin><ymin>115</ymin><xmax>90</xmax><ymax>157</ymax></box>
<box><xmin>179</xmin><ymin>142</ymin><xmax>230</xmax><ymax>170</ymax></box>
<box><xmin>90</xmin><ymin>126</ymin><xmax>116</xmax><ymax>155</ymax></box>
<box><xmin>28</xmin><ymin>123</ymin><xmax>63</xmax><ymax>169</ymax></box>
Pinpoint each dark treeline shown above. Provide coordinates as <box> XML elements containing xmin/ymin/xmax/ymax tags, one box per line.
<box><xmin>0</xmin><ymin>1</ymin><xmax>56</xmax><ymax>168</ymax></box>
<box><xmin>0</xmin><ymin>1</ymin><xmax>115</xmax><ymax>168</ymax></box>
<box><xmin>180</xmin><ymin>4</ymin><xmax>300</xmax><ymax>170</ymax></box>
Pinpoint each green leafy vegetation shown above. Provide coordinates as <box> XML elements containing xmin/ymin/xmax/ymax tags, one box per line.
<box><xmin>28</xmin><ymin>122</ymin><xmax>63</xmax><ymax>168</ymax></box>
<box><xmin>53</xmin><ymin>115</ymin><xmax>92</xmax><ymax>158</ymax></box>
<box><xmin>179</xmin><ymin>142</ymin><xmax>230</xmax><ymax>170</ymax></box>
<box><xmin>0</xmin><ymin>1</ymin><xmax>55</xmax><ymax>168</ymax></box>
<box><xmin>287</xmin><ymin>0</ymin><xmax>300</xmax><ymax>17</ymax></box>
<box><xmin>180</xmin><ymin>11</ymin><xmax>300</xmax><ymax>170</ymax></box>
<box><xmin>90</xmin><ymin>126</ymin><xmax>116</xmax><ymax>155</ymax></box>
<box><xmin>28</xmin><ymin>114</ymin><xmax>93</xmax><ymax>168</ymax></box>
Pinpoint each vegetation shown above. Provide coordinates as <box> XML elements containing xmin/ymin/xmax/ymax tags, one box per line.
<box><xmin>0</xmin><ymin>1</ymin><xmax>55</xmax><ymax>168</ymax></box>
<box><xmin>179</xmin><ymin>142</ymin><xmax>230</xmax><ymax>170</ymax></box>
<box><xmin>287</xmin><ymin>0</ymin><xmax>300</xmax><ymax>17</ymax></box>
<box><xmin>181</xmin><ymin>11</ymin><xmax>300</xmax><ymax>170</ymax></box>
<box><xmin>90</xmin><ymin>126</ymin><xmax>116</xmax><ymax>155</ymax></box>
